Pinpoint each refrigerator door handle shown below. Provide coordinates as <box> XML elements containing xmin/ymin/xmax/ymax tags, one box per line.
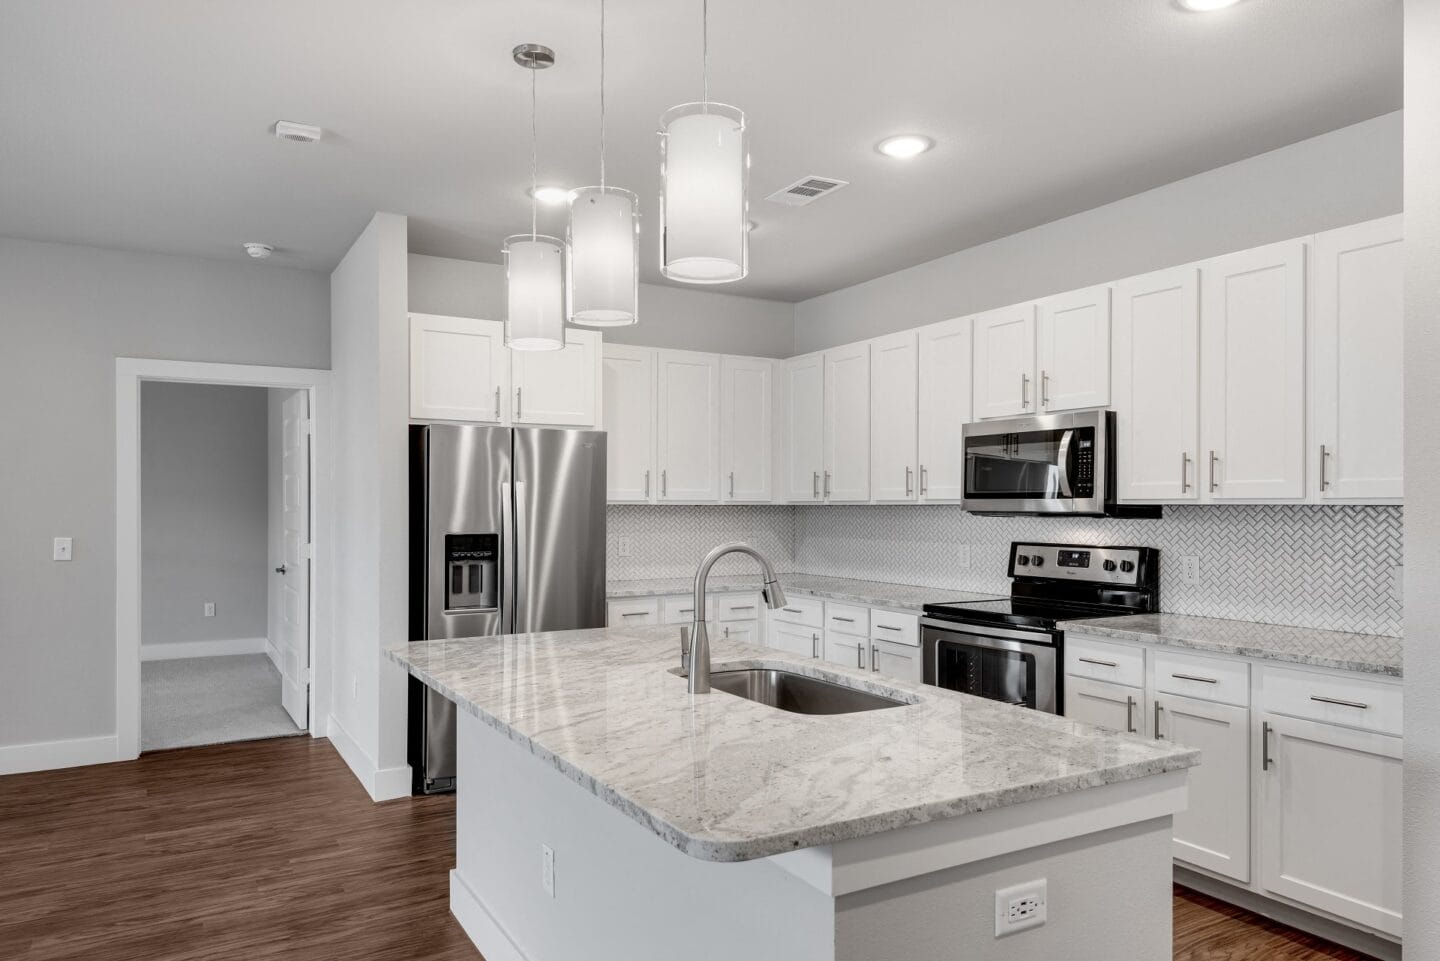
<box><xmin>512</xmin><ymin>480</ymin><xmax>529</xmax><ymax>634</ymax></box>
<box><xmin>501</xmin><ymin>481</ymin><xmax>517</xmax><ymax>635</ymax></box>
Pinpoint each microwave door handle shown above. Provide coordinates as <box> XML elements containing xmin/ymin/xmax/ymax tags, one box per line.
<box><xmin>1055</xmin><ymin>429</ymin><xmax>1075</xmax><ymax>498</ymax></box>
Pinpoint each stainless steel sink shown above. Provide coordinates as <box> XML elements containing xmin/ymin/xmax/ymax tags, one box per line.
<box><xmin>706</xmin><ymin>668</ymin><xmax>907</xmax><ymax>715</ymax></box>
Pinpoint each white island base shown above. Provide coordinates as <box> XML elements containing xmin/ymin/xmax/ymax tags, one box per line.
<box><xmin>448</xmin><ymin>711</ymin><xmax>1186</xmax><ymax>961</ymax></box>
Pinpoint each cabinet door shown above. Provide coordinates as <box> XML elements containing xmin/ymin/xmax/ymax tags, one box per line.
<box><xmin>719</xmin><ymin>621</ymin><xmax>762</xmax><ymax>646</ymax></box>
<box><xmin>1200</xmin><ymin>241</ymin><xmax>1307</xmax><ymax>500</ymax></box>
<box><xmin>768</xmin><ymin>621</ymin><xmax>820</xmax><ymax>659</ymax></box>
<box><xmin>824</xmin><ymin>632</ymin><xmax>868</xmax><ymax>670</ymax></box>
<box><xmin>870</xmin><ymin>332</ymin><xmax>919</xmax><ymax>502</ymax></box>
<box><xmin>972</xmin><ymin>304</ymin><xmax>1037</xmax><ymax>419</ymax></box>
<box><xmin>783</xmin><ymin>354</ymin><xmax>825</xmax><ymax>502</ymax></box>
<box><xmin>602</xmin><ymin>345</ymin><xmax>656</xmax><ymax>503</ymax></box>
<box><xmin>1038</xmin><ymin>285</ymin><xmax>1111</xmax><ymax>412</ymax></box>
<box><xmin>1259</xmin><ymin>713</ymin><xmax>1402</xmax><ymax>936</ymax></box>
<box><xmin>824</xmin><ymin>342</ymin><xmax>871</xmax><ymax>502</ymax></box>
<box><xmin>511</xmin><ymin>328</ymin><xmax>600</xmax><ymax>426</ymax></box>
<box><xmin>1113</xmin><ymin>267</ymin><xmax>1201</xmax><ymax>502</ymax></box>
<box><xmin>409</xmin><ymin>313</ymin><xmax>508</xmax><ymax>422</ymax></box>
<box><xmin>1065</xmin><ymin>676</ymin><xmax>1146</xmax><ymax>737</ymax></box>
<box><xmin>1312</xmin><ymin>216</ymin><xmax>1404</xmax><ymax>502</ymax></box>
<box><xmin>720</xmin><ymin>356</ymin><xmax>774</xmax><ymax>502</ymax></box>
<box><xmin>870</xmin><ymin>639</ymin><xmax>921</xmax><ymax>684</ymax></box>
<box><xmin>1156</xmin><ymin>694</ymin><xmax>1250</xmax><ymax>883</ymax></box>
<box><xmin>917</xmin><ymin>317</ymin><xmax>972</xmax><ymax>502</ymax></box>
<box><xmin>656</xmin><ymin>350</ymin><xmax>720</xmax><ymax>502</ymax></box>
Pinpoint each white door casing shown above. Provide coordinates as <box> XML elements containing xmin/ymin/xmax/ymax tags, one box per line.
<box><xmin>279</xmin><ymin>390</ymin><xmax>311</xmax><ymax>729</ymax></box>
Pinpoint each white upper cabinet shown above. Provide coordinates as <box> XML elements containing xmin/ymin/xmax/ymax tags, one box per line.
<box><xmin>972</xmin><ymin>303</ymin><xmax>1038</xmax><ymax>419</ymax></box>
<box><xmin>720</xmin><ymin>356</ymin><xmax>775</xmax><ymax>502</ymax></box>
<box><xmin>655</xmin><ymin>350</ymin><xmax>721</xmax><ymax>502</ymax></box>
<box><xmin>602</xmin><ymin>344</ymin><xmax>656</xmax><ymax>503</ymax></box>
<box><xmin>823</xmin><ymin>342</ymin><xmax>871</xmax><ymax>502</ymax></box>
<box><xmin>409</xmin><ymin>313</ymin><xmax>509</xmax><ymax>422</ymax></box>
<box><xmin>511</xmin><ymin>328</ymin><xmax>601</xmax><ymax>427</ymax></box>
<box><xmin>870</xmin><ymin>332</ymin><xmax>919</xmax><ymax>502</ymax></box>
<box><xmin>917</xmin><ymin>317</ymin><xmax>972</xmax><ymax>503</ymax></box>
<box><xmin>783</xmin><ymin>353</ymin><xmax>826</xmax><ymax>502</ymax></box>
<box><xmin>1113</xmin><ymin>267</ymin><xmax>1201</xmax><ymax>502</ymax></box>
<box><xmin>1200</xmin><ymin>240</ymin><xmax>1308</xmax><ymax>500</ymax></box>
<box><xmin>1311</xmin><ymin>215</ymin><xmax>1404</xmax><ymax>502</ymax></box>
<box><xmin>1038</xmin><ymin>285</ymin><xmax>1111</xmax><ymax>412</ymax></box>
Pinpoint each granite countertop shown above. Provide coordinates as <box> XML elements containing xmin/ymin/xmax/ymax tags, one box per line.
<box><xmin>1058</xmin><ymin>612</ymin><xmax>1403</xmax><ymax>677</ymax></box>
<box><xmin>387</xmin><ymin>626</ymin><xmax>1196</xmax><ymax>863</ymax></box>
<box><xmin>606</xmin><ymin>572</ymin><xmax>1001</xmax><ymax>613</ymax></box>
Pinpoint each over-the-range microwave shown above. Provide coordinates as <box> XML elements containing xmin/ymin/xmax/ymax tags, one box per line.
<box><xmin>961</xmin><ymin>410</ymin><xmax>1160</xmax><ymax>518</ymax></box>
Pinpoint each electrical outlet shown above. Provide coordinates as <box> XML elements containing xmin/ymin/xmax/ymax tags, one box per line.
<box><xmin>52</xmin><ymin>537</ymin><xmax>73</xmax><ymax>561</ymax></box>
<box><xmin>203</xmin><ymin>601</ymin><xmax>216</xmax><ymax>618</ymax></box>
<box><xmin>617</xmin><ymin>536</ymin><xmax>633</xmax><ymax>558</ymax></box>
<box><xmin>1179</xmin><ymin>555</ymin><xmax>1200</xmax><ymax>587</ymax></box>
<box><xmin>995</xmin><ymin>879</ymin><xmax>1047</xmax><ymax>937</ymax></box>
<box><xmin>541</xmin><ymin>843</ymin><xmax>555</xmax><ymax>897</ymax></box>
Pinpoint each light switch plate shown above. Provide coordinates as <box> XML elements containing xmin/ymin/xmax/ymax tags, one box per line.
<box><xmin>203</xmin><ymin>602</ymin><xmax>216</xmax><ymax>618</ymax></box>
<box><xmin>53</xmin><ymin>537</ymin><xmax>73</xmax><ymax>561</ymax></box>
<box><xmin>617</xmin><ymin>536</ymin><xmax>633</xmax><ymax>558</ymax></box>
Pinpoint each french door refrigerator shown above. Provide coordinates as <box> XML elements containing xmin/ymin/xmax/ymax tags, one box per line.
<box><xmin>408</xmin><ymin>424</ymin><xmax>607</xmax><ymax>794</ymax></box>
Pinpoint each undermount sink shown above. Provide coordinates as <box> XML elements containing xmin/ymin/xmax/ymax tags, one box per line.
<box><xmin>706</xmin><ymin>668</ymin><xmax>907</xmax><ymax>715</ymax></box>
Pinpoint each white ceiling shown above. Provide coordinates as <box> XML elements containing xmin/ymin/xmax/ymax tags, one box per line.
<box><xmin>0</xmin><ymin>0</ymin><xmax>1401</xmax><ymax>302</ymax></box>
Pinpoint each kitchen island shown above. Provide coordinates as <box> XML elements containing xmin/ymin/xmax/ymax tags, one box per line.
<box><xmin>387</xmin><ymin>625</ymin><xmax>1197</xmax><ymax>961</ymax></box>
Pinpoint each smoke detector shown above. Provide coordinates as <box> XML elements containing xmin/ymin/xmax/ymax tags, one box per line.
<box><xmin>243</xmin><ymin>243</ymin><xmax>274</xmax><ymax>260</ymax></box>
<box><xmin>273</xmin><ymin>121</ymin><xmax>323</xmax><ymax>144</ymax></box>
<box><xmin>764</xmin><ymin>176</ymin><xmax>849</xmax><ymax>207</ymax></box>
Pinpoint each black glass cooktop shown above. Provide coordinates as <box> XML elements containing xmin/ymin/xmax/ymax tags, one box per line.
<box><xmin>923</xmin><ymin>597</ymin><xmax>1134</xmax><ymax>631</ymax></box>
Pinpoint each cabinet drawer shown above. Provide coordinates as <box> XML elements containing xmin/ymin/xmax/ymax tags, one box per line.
<box><xmin>608</xmin><ymin>597</ymin><xmax>659</xmax><ymax>626</ymax></box>
<box><xmin>772</xmin><ymin>597</ymin><xmax>823</xmax><ymax>628</ymax></box>
<box><xmin>1065</xmin><ymin>635</ymin><xmax>1145</xmax><ymax>688</ymax></box>
<box><xmin>715</xmin><ymin>593</ymin><xmax>762</xmax><ymax>622</ymax></box>
<box><xmin>661</xmin><ymin>594</ymin><xmax>717</xmax><ymax>625</ymax></box>
<box><xmin>1261</xmin><ymin>665</ymin><xmax>1403</xmax><ymax>736</ymax></box>
<box><xmin>869</xmin><ymin>610</ymin><xmax>919</xmax><ymax>647</ymax></box>
<box><xmin>825</xmin><ymin>602</ymin><xmax>870</xmax><ymax>637</ymax></box>
<box><xmin>1152</xmin><ymin>650</ymin><xmax>1250</xmax><ymax>707</ymax></box>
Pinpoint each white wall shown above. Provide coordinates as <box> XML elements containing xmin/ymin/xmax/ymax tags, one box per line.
<box><xmin>794</xmin><ymin>112</ymin><xmax>1402</xmax><ymax>353</ymax></box>
<box><xmin>408</xmin><ymin>254</ymin><xmax>797</xmax><ymax>359</ymax></box>
<box><xmin>1403</xmin><ymin>1</ymin><xmax>1440</xmax><ymax>952</ymax></box>
<box><xmin>328</xmin><ymin>212</ymin><xmax>412</xmax><ymax>798</ymax></box>
<box><xmin>140</xmin><ymin>382</ymin><xmax>269</xmax><ymax>649</ymax></box>
<box><xmin>0</xmin><ymin>237</ymin><xmax>328</xmax><ymax>752</ymax></box>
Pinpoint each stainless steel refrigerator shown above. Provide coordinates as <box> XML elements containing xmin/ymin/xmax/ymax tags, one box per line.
<box><xmin>408</xmin><ymin>424</ymin><xmax>607</xmax><ymax>794</ymax></box>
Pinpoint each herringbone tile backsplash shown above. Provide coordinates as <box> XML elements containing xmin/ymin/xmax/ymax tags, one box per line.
<box><xmin>609</xmin><ymin>504</ymin><xmax>1403</xmax><ymax>636</ymax></box>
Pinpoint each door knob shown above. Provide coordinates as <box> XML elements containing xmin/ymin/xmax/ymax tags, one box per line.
<box><xmin>274</xmin><ymin>565</ymin><xmax>287</xmax><ymax>575</ymax></box>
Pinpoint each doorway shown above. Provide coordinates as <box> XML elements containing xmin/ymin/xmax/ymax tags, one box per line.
<box><xmin>115</xmin><ymin>359</ymin><xmax>331</xmax><ymax>761</ymax></box>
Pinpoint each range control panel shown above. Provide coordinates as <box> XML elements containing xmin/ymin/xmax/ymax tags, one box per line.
<box><xmin>1010</xmin><ymin>543</ymin><xmax>1148</xmax><ymax>587</ymax></box>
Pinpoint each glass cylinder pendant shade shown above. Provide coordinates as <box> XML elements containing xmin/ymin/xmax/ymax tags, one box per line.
<box><xmin>566</xmin><ymin>186</ymin><xmax>639</xmax><ymax>326</ymax></box>
<box><xmin>503</xmin><ymin>234</ymin><xmax>566</xmax><ymax>351</ymax></box>
<box><xmin>659</xmin><ymin>102</ymin><xmax>748</xmax><ymax>284</ymax></box>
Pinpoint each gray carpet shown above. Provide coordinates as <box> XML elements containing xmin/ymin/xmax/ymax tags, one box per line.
<box><xmin>142</xmin><ymin>654</ymin><xmax>303</xmax><ymax>752</ymax></box>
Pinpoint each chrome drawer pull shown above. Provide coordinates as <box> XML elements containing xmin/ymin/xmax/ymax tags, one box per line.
<box><xmin>782</xmin><ymin>607</ymin><xmax>803</xmax><ymax>614</ymax></box>
<box><xmin>1171</xmin><ymin>673</ymin><xmax>1218</xmax><ymax>684</ymax></box>
<box><xmin>1154</xmin><ymin>701</ymin><xmax>1164</xmax><ymax>739</ymax></box>
<box><xmin>621</xmin><ymin>612</ymin><xmax>647</xmax><ymax>618</ymax></box>
<box><xmin>1310</xmin><ymin>695</ymin><xmax>1369</xmax><ymax>710</ymax></box>
<box><xmin>731</xmin><ymin>605</ymin><xmax>755</xmax><ymax>611</ymax></box>
<box><xmin>1078</xmin><ymin>656</ymin><xmax>1118</xmax><ymax>668</ymax></box>
<box><xmin>678</xmin><ymin>608</ymin><xmax>694</xmax><ymax>615</ymax></box>
<box><xmin>832</xmin><ymin>616</ymin><xmax>856</xmax><ymax>623</ymax></box>
<box><xmin>1262</xmin><ymin>721</ymin><xmax>1273</xmax><ymax>771</ymax></box>
<box><xmin>876</xmin><ymin>623</ymin><xmax>901</xmax><ymax>631</ymax></box>
<box><xmin>1125</xmin><ymin>695</ymin><xmax>1136</xmax><ymax>734</ymax></box>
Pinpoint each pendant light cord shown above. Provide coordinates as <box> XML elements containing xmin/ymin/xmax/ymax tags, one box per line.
<box><xmin>599</xmin><ymin>0</ymin><xmax>606</xmax><ymax>188</ymax></box>
<box><xmin>702</xmin><ymin>0</ymin><xmax>709</xmax><ymax>107</ymax></box>
<box><xmin>530</xmin><ymin>65</ymin><xmax>538</xmax><ymax>240</ymax></box>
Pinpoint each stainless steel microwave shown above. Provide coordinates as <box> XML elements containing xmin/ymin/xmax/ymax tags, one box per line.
<box><xmin>962</xmin><ymin>410</ymin><xmax>1155</xmax><ymax>517</ymax></box>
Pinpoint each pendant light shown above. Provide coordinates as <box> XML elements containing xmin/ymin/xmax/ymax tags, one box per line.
<box><xmin>658</xmin><ymin>0</ymin><xmax>749</xmax><ymax>284</ymax></box>
<box><xmin>504</xmin><ymin>44</ymin><xmax>565</xmax><ymax>351</ymax></box>
<box><xmin>567</xmin><ymin>0</ymin><xmax>639</xmax><ymax>326</ymax></box>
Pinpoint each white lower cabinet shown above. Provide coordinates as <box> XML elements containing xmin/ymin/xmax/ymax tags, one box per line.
<box><xmin>824</xmin><ymin>632</ymin><xmax>868</xmax><ymax>670</ymax></box>
<box><xmin>768</xmin><ymin>621</ymin><xmax>821</xmax><ymax>659</ymax></box>
<box><xmin>1156</xmin><ymin>692</ymin><xmax>1251</xmax><ymax>883</ymax></box>
<box><xmin>718</xmin><ymin>621</ymin><xmax>762</xmax><ymax>645</ymax></box>
<box><xmin>869</xmin><ymin>638</ymin><xmax>921</xmax><ymax>683</ymax></box>
<box><xmin>1065</xmin><ymin>676</ymin><xmax>1146</xmax><ymax>737</ymax></box>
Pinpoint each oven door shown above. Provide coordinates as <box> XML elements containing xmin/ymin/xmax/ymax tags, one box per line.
<box><xmin>920</xmin><ymin>621</ymin><xmax>1059</xmax><ymax>714</ymax></box>
<box><xmin>961</xmin><ymin>411</ymin><xmax>1105</xmax><ymax>515</ymax></box>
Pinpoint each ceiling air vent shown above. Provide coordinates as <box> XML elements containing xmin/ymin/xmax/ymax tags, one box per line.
<box><xmin>765</xmin><ymin>175</ymin><xmax>849</xmax><ymax>207</ymax></box>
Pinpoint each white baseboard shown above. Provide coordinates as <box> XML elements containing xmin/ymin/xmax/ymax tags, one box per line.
<box><xmin>140</xmin><ymin>636</ymin><xmax>269</xmax><ymax>661</ymax></box>
<box><xmin>450</xmin><ymin>869</ymin><xmax>530</xmax><ymax>961</ymax></box>
<box><xmin>0</xmin><ymin>734</ymin><xmax>120</xmax><ymax>776</ymax></box>
<box><xmin>264</xmin><ymin>637</ymin><xmax>281</xmax><ymax>672</ymax></box>
<box><xmin>325</xmin><ymin>714</ymin><xmax>412</xmax><ymax>802</ymax></box>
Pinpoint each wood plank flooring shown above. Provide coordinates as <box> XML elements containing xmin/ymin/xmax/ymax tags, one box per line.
<box><xmin>0</xmin><ymin>736</ymin><xmax>1378</xmax><ymax>961</ymax></box>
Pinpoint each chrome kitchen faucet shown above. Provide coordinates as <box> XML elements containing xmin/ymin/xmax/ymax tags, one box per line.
<box><xmin>687</xmin><ymin>543</ymin><xmax>787</xmax><ymax>694</ymax></box>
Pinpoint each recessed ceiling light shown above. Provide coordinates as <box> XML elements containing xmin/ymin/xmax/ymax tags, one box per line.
<box><xmin>1176</xmin><ymin>0</ymin><xmax>1241</xmax><ymax>11</ymax></box>
<box><xmin>243</xmin><ymin>242</ymin><xmax>274</xmax><ymax>259</ymax></box>
<box><xmin>876</xmin><ymin>134</ymin><xmax>934</xmax><ymax>159</ymax></box>
<box><xmin>529</xmin><ymin>185</ymin><xmax>572</xmax><ymax>205</ymax></box>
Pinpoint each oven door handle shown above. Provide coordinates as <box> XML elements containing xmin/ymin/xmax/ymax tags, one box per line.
<box><xmin>1055</xmin><ymin>428</ymin><xmax>1075</xmax><ymax>499</ymax></box>
<box><xmin>920</xmin><ymin>618</ymin><xmax>1056</xmax><ymax>645</ymax></box>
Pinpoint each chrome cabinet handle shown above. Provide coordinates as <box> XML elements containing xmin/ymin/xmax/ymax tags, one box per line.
<box><xmin>1310</xmin><ymin>695</ymin><xmax>1369</xmax><ymax>710</ymax></box>
<box><xmin>732</xmin><ymin>604</ymin><xmax>755</xmax><ymax>611</ymax></box>
<box><xmin>661</xmin><ymin>469</ymin><xmax>667</xmax><ymax>497</ymax></box>
<box><xmin>678</xmin><ymin>608</ymin><xmax>694</xmax><ymax>615</ymax></box>
<box><xmin>723</xmin><ymin>626</ymin><xmax>730</xmax><ymax>639</ymax></box>
<box><xmin>782</xmin><ymin>607</ymin><xmax>803</xmax><ymax>614</ymax></box>
<box><xmin>823</xmin><ymin>471</ymin><xmax>831</xmax><ymax>498</ymax></box>
<box><xmin>494</xmin><ymin>386</ymin><xmax>501</xmax><ymax>421</ymax></box>
<box><xmin>1021</xmin><ymin>372</ymin><xmax>1031</xmax><ymax>408</ymax></box>
<box><xmin>515</xmin><ymin>386</ymin><xmax>523</xmax><ymax>419</ymax></box>
<box><xmin>1319</xmin><ymin>445</ymin><xmax>1331</xmax><ymax>492</ymax></box>
<box><xmin>621</xmin><ymin>611</ymin><xmax>647</xmax><ymax>618</ymax></box>
<box><xmin>1040</xmin><ymin>370</ymin><xmax>1050</xmax><ymax>409</ymax></box>
<box><xmin>919</xmin><ymin>465</ymin><xmax>928</xmax><ymax>496</ymax></box>
<box><xmin>812</xmin><ymin>471</ymin><xmax>820</xmax><ymax>499</ymax></box>
<box><xmin>1125</xmin><ymin>695</ymin><xmax>1136</xmax><ymax>734</ymax></box>
<box><xmin>831</xmin><ymin>616</ymin><xmax>855</xmax><ymax>623</ymax></box>
<box><xmin>876</xmin><ymin>623</ymin><xmax>901</xmax><ymax>632</ymax></box>
<box><xmin>856</xmin><ymin>644</ymin><xmax>864</xmax><ymax>669</ymax></box>
<box><xmin>643</xmin><ymin>469</ymin><xmax>650</xmax><ymax>498</ymax></box>
<box><xmin>905</xmin><ymin>466</ymin><xmax>913</xmax><ymax>497</ymax></box>
<box><xmin>1208</xmin><ymin>450</ymin><xmax>1219</xmax><ymax>493</ymax></box>
<box><xmin>1181</xmin><ymin>452</ymin><xmax>1191</xmax><ymax>492</ymax></box>
<box><xmin>274</xmin><ymin>565</ymin><xmax>287</xmax><ymax>575</ymax></box>
<box><xmin>1154</xmin><ymin>700</ymin><xmax>1164</xmax><ymax>739</ymax></box>
<box><xmin>1078</xmin><ymin>656</ymin><xmax>1118</xmax><ymax>668</ymax></box>
<box><xmin>728</xmin><ymin>471</ymin><xmax>735</xmax><ymax>497</ymax></box>
<box><xmin>812</xmin><ymin>633</ymin><xmax>819</xmax><ymax>659</ymax></box>
<box><xmin>870</xmin><ymin>645</ymin><xmax>878</xmax><ymax>672</ymax></box>
<box><xmin>1262</xmin><ymin>721</ymin><xmax>1273</xmax><ymax>771</ymax></box>
<box><xmin>1171</xmin><ymin>673</ymin><xmax>1218</xmax><ymax>684</ymax></box>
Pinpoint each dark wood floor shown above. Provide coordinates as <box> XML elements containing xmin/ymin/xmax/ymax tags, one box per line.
<box><xmin>0</xmin><ymin>736</ymin><xmax>1378</xmax><ymax>961</ymax></box>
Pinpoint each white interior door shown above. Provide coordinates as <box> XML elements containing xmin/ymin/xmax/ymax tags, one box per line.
<box><xmin>823</xmin><ymin>342</ymin><xmax>871</xmax><ymax>502</ymax></box>
<box><xmin>278</xmin><ymin>390</ymin><xmax>310</xmax><ymax>729</ymax></box>
<box><xmin>1038</xmin><ymin>284</ymin><xmax>1111</xmax><ymax>412</ymax></box>
<box><xmin>972</xmin><ymin>304</ymin><xmax>1036</xmax><ymax>419</ymax></box>
<box><xmin>783</xmin><ymin>354</ymin><xmax>825</xmax><ymax>502</ymax></box>
<box><xmin>869</xmin><ymin>332</ymin><xmax>918</xmax><ymax>502</ymax></box>
<box><xmin>720</xmin><ymin>356</ymin><xmax>773</xmax><ymax>502</ymax></box>
<box><xmin>656</xmin><ymin>350</ymin><xmax>720</xmax><ymax>501</ymax></box>
<box><xmin>917</xmin><ymin>316</ymin><xmax>971</xmax><ymax>502</ymax></box>
<box><xmin>602</xmin><ymin>345</ymin><xmax>656</xmax><ymax>502</ymax></box>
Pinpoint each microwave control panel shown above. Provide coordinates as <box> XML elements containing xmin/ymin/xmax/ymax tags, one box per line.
<box><xmin>1072</xmin><ymin>435</ymin><xmax>1095</xmax><ymax>497</ymax></box>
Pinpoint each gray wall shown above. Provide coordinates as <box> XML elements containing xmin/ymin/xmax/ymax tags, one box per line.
<box><xmin>794</xmin><ymin>112</ymin><xmax>1403</xmax><ymax>353</ymax></box>
<box><xmin>408</xmin><ymin>254</ymin><xmax>797</xmax><ymax>359</ymax></box>
<box><xmin>1404</xmin><ymin>1</ymin><xmax>1440</xmax><ymax>952</ymax></box>
<box><xmin>141</xmin><ymin>382</ymin><xmax>269</xmax><ymax>647</ymax></box>
<box><xmin>0</xmin><ymin>237</ymin><xmax>329</xmax><ymax>749</ymax></box>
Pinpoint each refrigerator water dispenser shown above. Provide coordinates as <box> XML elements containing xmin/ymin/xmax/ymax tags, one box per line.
<box><xmin>445</xmin><ymin>533</ymin><xmax>497</xmax><ymax>611</ymax></box>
